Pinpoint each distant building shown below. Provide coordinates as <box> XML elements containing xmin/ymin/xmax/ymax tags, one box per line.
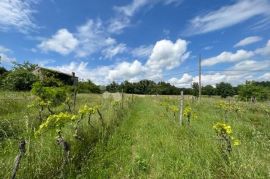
<box><xmin>33</xmin><ymin>66</ymin><xmax>78</xmax><ymax>86</ymax></box>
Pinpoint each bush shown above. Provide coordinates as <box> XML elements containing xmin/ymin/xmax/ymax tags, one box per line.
<box><xmin>216</xmin><ymin>82</ymin><xmax>235</xmax><ymax>98</ymax></box>
<box><xmin>238</xmin><ymin>83</ymin><xmax>270</xmax><ymax>101</ymax></box>
<box><xmin>1</xmin><ymin>62</ymin><xmax>38</xmax><ymax>91</ymax></box>
<box><xmin>2</xmin><ymin>69</ymin><xmax>37</xmax><ymax>91</ymax></box>
<box><xmin>78</xmin><ymin>80</ymin><xmax>101</xmax><ymax>93</ymax></box>
<box><xmin>31</xmin><ymin>82</ymin><xmax>71</xmax><ymax>107</ymax></box>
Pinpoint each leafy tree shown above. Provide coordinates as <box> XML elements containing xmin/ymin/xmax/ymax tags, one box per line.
<box><xmin>216</xmin><ymin>82</ymin><xmax>234</xmax><ymax>98</ymax></box>
<box><xmin>0</xmin><ymin>67</ymin><xmax>8</xmax><ymax>76</ymax></box>
<box><xmin>2</xmin><ymin>62</ymin><xmax>38</xmax><ymax>91</ymax></box>
<box><xmin>156</xmin><ymin>81</ymin><xmax>179</xmax><ymax>95</ymax></box>
<box><xmin>238</xmin><ymin>82</ymin><xmax>270</xmax><ymax>101</ymax></box>
<box><xmin>39</xmin><ymin>71</ymin><xmax>64</xmax><ymax>87</ymax></box>
<box><xmin>121</xmin><ymin>80</ymin><xmax>134</xmax><ymax>93</ymax></box>
<box><xmin>78</xmin><ymin>80</ymin><xmax>101</xmax><ymax>93</ymax></box>
<box><xmin>106</xmin><ymin>80</ymin><xmax>182</xmax><ymax>95</ymax></box>
<box><xmin>0</xmin><ymin>67</ymin><xmax>8</xmax><ymax>87</ymax></box>
<box><xmin>202</xmin><ymin>85</ymin><xmax>216</xmax><ymax>96</ymax></box>
<box><xmin>31</xmin><ymin>82</ymin><xmax>71</xmax><ymax>107</ymax></box>
<box><xmin>192</xmin><ymin>82</ymin><xmax>199</xmax><ymax>97</ymax></box>
<box><xmin>106</xmin><ymin>81</ymin><xmax>120</xmax><ymax>92</ymax></box>
<box><xmin>12</xmin><ymin>61</ymin><xmax>37</xmax><ymax>71</ymax></box>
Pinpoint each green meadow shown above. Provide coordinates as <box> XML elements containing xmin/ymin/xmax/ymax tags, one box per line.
<box><xmin>0</xmin><ymin>92</ymin><xmax>269</xmax><ymax>178</ymax></box>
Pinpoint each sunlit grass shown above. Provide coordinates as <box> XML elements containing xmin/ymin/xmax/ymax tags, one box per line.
<box><xmin>0</xmin><ymin>93</ymin><xmax>269</xmax><ymax>178</ymax></box>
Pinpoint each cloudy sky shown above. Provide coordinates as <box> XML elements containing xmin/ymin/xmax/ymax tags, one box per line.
<box><xmin>0</xmin><ymin>0</ymin><xmax>270</xmax><ymax>87</ymax></box>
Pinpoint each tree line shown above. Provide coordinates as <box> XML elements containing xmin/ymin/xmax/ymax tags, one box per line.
<box><xmin>106</xmin><ymin>80</ymin><xmax>270</xmax><ymax>101</ymax></box>
<box><xmin>1</xmin><ymin>62</ymin><xmax>269</xmax><ymax>101</ymax></box>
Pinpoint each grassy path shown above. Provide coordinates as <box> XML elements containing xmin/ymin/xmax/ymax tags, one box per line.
<box><xmin>80</xmin><ymin>97</ymin><xmax>269</xmax><ymax>178</ymax></box>
<box><xmin>80</xmin><ymin>97</ymin><xmax>215</xmax><ymax>178</ymax></box>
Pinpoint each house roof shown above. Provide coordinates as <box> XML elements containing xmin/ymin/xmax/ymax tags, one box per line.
<box><xmin>34</xmin><ymin>66</ymin><xmax>78</xmax><ymax>78</ymax></box>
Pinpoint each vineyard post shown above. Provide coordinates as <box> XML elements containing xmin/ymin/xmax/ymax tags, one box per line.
<box><xmin>199</xmin><ymin>54</ymin><xmax>202</xmax><ymax>100</ymax></box>
<box><xmin>121</xmin><ymin>88</ymin><xmax>124</xmax><ymax>109</ymax></box>
<box><xmin>11</xmin><ymin>140</ymin><xmax>26</xmax><ymax>179</ymax></box>
<box><xmin>179</xmin><ymin>91</ymin><xmax>184</xmax><ymax>126</ymax></box>
<box><xmin>72</xmin><ymin>72</ymin><xmax>78</xmax><ymax>111</ymax></box>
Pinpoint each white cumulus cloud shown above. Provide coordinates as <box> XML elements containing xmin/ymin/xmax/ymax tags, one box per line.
<box><xmin>146</xmin><ymin>39</ymin><xmax>189</xmax><ymax>70</ymax></box>
<box><xmin>202</xmin><ymin>39</ymin><xmax>270</xmax><ymax>66</ymax></box>
<box><xmin>48</xmin><ymin>60</ymin><xmax>146</xmax><ymax>85</ymax></box>
<box><xmin>38</xmin><ymin>19</ymin><xmax>127</xmax><ymax>58</ymax></box>
<box><xmin>38</xmin><ymin>29</ymin><xmax>79</xmax><ymax>55</ymax></box>
<box><xmin>107</xmin><ymin>60</ymin><xmax>146</xmax><ymax>82</ymax></box>
<box><xmin>231</xmin><ymin>60</ymin><xmax>270</xmax><ymax>71</ymax></box>
<box><xmin>202</xmin><ymin>50</ymin><xmax>254</xmax><ymax>66</ymax></box>
<box><xmin>168</xmin><ymin>73</ymin><xmax>193</xmax><ymax>88</ymax></box>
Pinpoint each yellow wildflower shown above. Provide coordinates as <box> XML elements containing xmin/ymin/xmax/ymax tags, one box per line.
<box><xmin>233</xmin><ymin>139</ymin><xmax>240</xmax><ymax>146</ymax></box>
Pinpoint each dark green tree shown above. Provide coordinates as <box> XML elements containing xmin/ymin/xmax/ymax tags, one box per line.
<box><xmin>202</xmin><ymin>85</ymin><xmax>216</xmax><ymax>96</ymax></box>
<box><xmin>78</xmin><ymin>80</ymin><xmax>101</xmax><ymax>93</ymax></box>
<box><xmin>216</xmin><ymin>82</ymin><xmax>234</xmax><ymax>98</ymax></box>
<box><xmin>0</xmin><ymin>67</ymin><xmax>8</xmax><ymax>76</ymax></box>
<box><xmin>2</xmin><ymin>62</ymin><xmax>38</xmax><ymax>91</ymax></box>
<box><xmin>238</xmin><ymin>82</ymin><xmax>270</xmax><ymax>101</ymax></box>
<box><xmin>192</xmin><ymin>82</ymin><xmax>199</xmax><ymax>97</ymax></box>
<box><xmin>106</xmin><ymin>81</ymin><xmax>120</xmax><ymax>92</ymax></box>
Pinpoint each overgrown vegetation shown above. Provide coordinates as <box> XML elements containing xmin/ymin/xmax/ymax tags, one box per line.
<box><xmin>0</xmin><ymin>61</ymin><xmax>269</xmax><ymax>178</ymax></box>
<box><xmin>78</xmin><ymin>96</ymin><xmax>269</xmax><ymax>178</ymax></box>
<box><xmin>0</xmin><ymin>90</ymin><xmax>134</xmax><ymax>178</ymax></box>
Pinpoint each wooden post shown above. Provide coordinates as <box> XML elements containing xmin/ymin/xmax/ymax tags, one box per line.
<box><xmin>72</xmin><ymin>72</ymin><xmax>78</xmax><ymax>111</ymax></box>
<box><xmin>11</xmin><ymin>140</ymin><xmax>26</xmax><ymax>179</ymax></box>
<box><xmin>179</xmin><ymin>91</ymin><xmax>184</xmax><ymax>126</ymax></box>
<box><xmin>199</xmin><ymin>55</ymin><xmax>202</xmax><ymax>100</ymax></box>
<box><xmin>56</xmin><ymin>131</ymin><xmax>70</xmax><ymax>178</ymax></box>
<box><xmin>121</xmin><ymin>88</ymin><xmax>124</xmax><ymax>109</ymax></box>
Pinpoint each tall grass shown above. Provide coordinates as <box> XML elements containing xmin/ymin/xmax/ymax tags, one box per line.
<box><xmin>0</xmin><ymin>92</ymin><xmax>134</xmax><ymax>178</ymax></box>
<box><xmin>79</xmin><ymin>96</ymin><xmax>270</xmax><ymax>178</ymax></box>
<box><xmin>0</xmin><ymin>93</ymin><xmax>269</xmax><ymax>178</ymax></box>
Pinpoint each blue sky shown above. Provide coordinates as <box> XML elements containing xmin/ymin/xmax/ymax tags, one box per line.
<box><xmin>0</xmin><ymin>0</ymin><xmax>270</xmax><ymax>87</ymax></box>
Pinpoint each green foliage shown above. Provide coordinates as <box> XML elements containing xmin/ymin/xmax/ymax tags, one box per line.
<box><xmin>133</xmin><ymin>155</ymin><xmax>149</xmax><ymax>173</ymax></box>
<box><xmin>213</xmin><ymin>122</ymin><xmax>240</xmax><ymax>154</ymax></box>
<box><xmin>78</xmin><ymin>80</ymin><xmax>101</xmax><ymax>93</ymax></box>
<box><xmin>0</xmin><ymin>94</ymin><xmax>270</xmax><ymax>178</ymax></box>
<box><xmin>3</xmin><ymin>68</ymin><xmax>37</xmax><ymax>91</ymax></box>
<box><xmin>12</xmin><ymin>61</ymin><xmax>38</xmax><ymax>71</ymax></box>
<box><xmin>192</xmin><ymin>82</ymin><xmax>199</xmax><ymax>97</ymax></box>
<box><xmin>0</xmin><ymin>67</ymin><xmax>8</xmax><ymax>87</ymax></box>
<box><xmin>106</xmin><ymin>80</ymin><xmax>181</xmax><ymax>95</ymax></box>
<box><xmin>31</xmin><ymin>82</ymin><xmax>71</xmax><ymax>107</ymax></box>
<box><xmin>216</xmin><ymin>82</ymin><xmax>235</xmax><ymax>98</ymax></box>
<box><xmin>106</xmin><ymin>81</ymin><xmax>119</xmax><ymax>92</ymax></box>
<box><xmin>35</xmin><ymin>112</ymin><xmax>78</xmax><ymax>136</ymax></box>
<box><xmin>0</xmin><ymin>66</ymin><xmax>8</xmax><ymax>76</ymax></box>
<box><xmin>202</xmin><ymin>85</ymin><xmax>216</xmax><ymax>96</ymax></box>
<box><xmin>1</xmin><ymin>61</ymin><xmax>38</xmax><ymax>91</ymax></box>
<box><xmin>238</xmin><ymin>82</ymin><xmax>270</xmax><ymax>101</ymax></box>
<box><xmin>39</xmin><ymin>72</ymin><xmax>64</xmax><ymax>87</ymax></box>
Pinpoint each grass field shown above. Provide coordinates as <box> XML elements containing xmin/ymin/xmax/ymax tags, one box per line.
<box><xmin>1</xmin><ymin>92</ymin><xmax>269</xmax><ymax>178</ymax></box>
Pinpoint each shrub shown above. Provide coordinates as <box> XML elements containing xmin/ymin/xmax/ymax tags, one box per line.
<box><xmin>1</xmin><ymin>62</ymin><xmax>38</xmax><ymax>91</ymax></box>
